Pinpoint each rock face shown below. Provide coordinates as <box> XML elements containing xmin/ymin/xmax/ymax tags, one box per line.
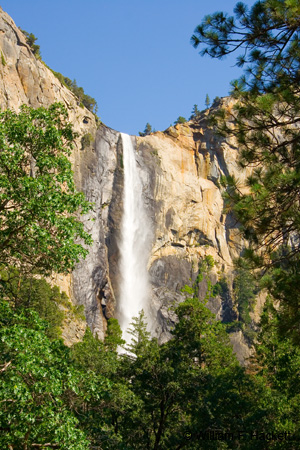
<box><xmin>82</xmin><ymin>115</ymin><xmax>253</xmax><ymax>361</ymax></box>
<box><xmin>0</xmin><ymin>8</ymin><xmax>254</xmax><ymax>361</ymax></box>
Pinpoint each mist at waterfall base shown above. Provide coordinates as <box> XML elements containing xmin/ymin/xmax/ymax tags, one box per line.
<box><xmin>117</xmin><ymin>133</ymin><xmax>152</xmax><ymax>348</ymax></box>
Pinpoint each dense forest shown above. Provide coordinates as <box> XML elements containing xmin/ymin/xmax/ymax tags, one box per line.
<box><xmin>1</xmin><ymin>0</ymin><xmax>300</xmax><ymax>448</ymax></box>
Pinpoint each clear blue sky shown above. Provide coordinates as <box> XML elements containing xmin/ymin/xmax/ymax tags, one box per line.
<box><xmin>1</xmin><ymin>0</ymin><xmax>255</xmax><ymax>135</ymax></box>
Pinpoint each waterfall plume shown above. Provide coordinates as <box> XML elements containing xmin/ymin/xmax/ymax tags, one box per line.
<box><xmin>118</xmin><ymin>133</ymin><xmax>152</xmax><ymax>345</ymax></box>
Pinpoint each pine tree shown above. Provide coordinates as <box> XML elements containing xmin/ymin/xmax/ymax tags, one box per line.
<box><xmin>19</xmin><ymin>28</ymin><xmax>41</xmax><ymax>58</ymax></box>
<box><xmin>174</xmin><ymin>116</ymin><xmax>187</xmax><ymax>125</ymax></box>
<box><xmin>138</xmin><ymin>122</ymin><xmax>152</xmax><ymax>137</ymax></box>
<box><xmin>189</xmin><ymin>104</ymin><xmax>201</xmax><ymax>120</ymax></box>
<box><xmin>192</xmin><ymin>0</ymin><xmax>300</xmax><ymax>342</ymax></box>
<box><xmin>205</xmin><ymin>93</ymin><xmax>210</xmax><ymax>108</ymax></box>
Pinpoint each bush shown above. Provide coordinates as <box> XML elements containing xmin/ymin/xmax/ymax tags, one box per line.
<box><xmin>81</xmin><ymin>133</ymin><xmax>93</xmax><ymax>150</ymax></box>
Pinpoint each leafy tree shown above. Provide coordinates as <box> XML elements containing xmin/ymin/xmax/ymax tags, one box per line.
<box><xmin>68</xmin><ymin>79</ymin><xmax>98</xmax><ymax>114</ymax></box>
<box><xmin>192</xmin><ymin>0</ymin><xmax>300</xmax><ymax>340</ymax></box>
<box><xmin>174</xmin><ymin>116</ymin><xmax>187</xmax><ymax>125</ymax></box>
<box><xmin>70</xmin><ymin>326</ymin><xmax>128</xmax><ymax>448</ymax></box>
<box><xmin>0</xmin><ymin>299</ymin><xmax>92</xmax><ymax>449</ymax></box>
<box><xmin>0</xmin><ymin>103</ymin><xmax>92</xmax><ymax>276</ymax></box>
<box><xmin>139</xmin><ymin>122</ymin><xmax>153</xmax><ymax>136</ymax></box>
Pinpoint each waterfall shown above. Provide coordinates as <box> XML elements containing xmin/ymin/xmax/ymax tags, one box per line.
<box><xmin>118</xmin><ymin>133</ymin><xmax>152</xmax><ymax>345</ymax></box>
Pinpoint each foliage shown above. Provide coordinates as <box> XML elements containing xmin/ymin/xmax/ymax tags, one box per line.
<box><xmin>81</xmin><ymin>132</ymin><xmax>93</xmax><ymax>150</ymax></box>
<box><xmin>1</xmin><ymin>274</ymin><xmax>300</xmax><ymax>448</ymax></box>
<box><xmin>189</xmin><ymin>104</ymin><xmax>201</xmax><ymax>120</ymax></box>
<box><xmin>205</xmin><ymin>93</ymin><xmax>210</xmax><ymax>108</ymax></box>
<box><xmin>192</xmin><ymin>0</ymin><xmax>300</xmax><ymax>264</ymax></box>
<box><xmin>113</xmin><ymin>287</ymin><xmax>292</xmax><ymax>449</ymax></box>
<box><xmin>174</xmin><ymin>116</ymin><xmax>187</xmax><ymax>124</ymax></box>
<box><xmin>1</xmin><ymin>51</ymin><xmax>6</xmax><ymax>66</ymax></box>
<box><xmin>0</xmin><ymin>267</ymin><xmax>67</xmax><ymax>339</ymax></box>
<box><xmin>105</xmin><ymin>317</ymin><xmax>125</xmax><ymax>352</ymax></box>
<box><xmin>139</xmin><ymin>122</ymin><xmax>153</xmax><ymax>136</ymax></box>
<box><xmin>249</xmin><ymin>299</ymin><xmax>300</xmax><ymax>441</ymax></box>
<box><xmin>260</xmin><ymin>251</ymin><xmax>300</xmax><ymax>344</ymax></box>
<box><xmin>17</xmin><ymin>28</ymin><xmax>98</xmax><ymax>114</ymax></box>
<box><xmin>192</xmin><ymin>0</ymin><xmax>300</xmax><ymax>341</ymax></box>
<box><xmin>0</xmin><ymin>299</ymin><xmax>92</xmax><ymax>450</ymax></box>
<box><xmin>0</xmin><ymin>103</ymin><xmax>92</xmax><ymax>275</ymax></box>
<box><xmin>72</xmin><ymin>326</ymin><xmax>120</xmax><ymax>376</ymax></box>
<box><xmin>19</xmin><ymin>28</ymin><xmax>41</xmax><ymax>58</ymax></box>
<box><xmin>233</xmin><ymin>260</ymin><xmax>257</xmax><ymax>326</ymax></box>
<box><xmin>51</xmin><ymin>71</ymin><xmax>98</xmax><ymax>114</ymax></box>
<box><xmin>115</xmin><ymin>302</ymin><xmax>239</xmax><ymax>449</ymax></box>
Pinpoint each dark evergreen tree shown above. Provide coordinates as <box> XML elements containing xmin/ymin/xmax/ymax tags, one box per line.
<box><xmin>189</xmin><ymin>104</ymin><xmax>201</xmax><ymax>120</ymax></box>
<box><xmin>192</xmin><ymin>0</ymin><xmax>300</xmax><ymax>342</ymax></box>
<box><xmin>139</xmin><ymin>122</ymin><xmax>153</xmax><ymax>136</ymax></box>
<box><xmin>19</xmin><ymin>28</ymin><xmax>41</xmax><ymax>58</ymax></box>
<box><xmin>174</xmin><ymin>116</ymin><xmax>187</xmax><ymax>125</ymax></box>
<box><xmin>205</xmin><ymin>93</ymin><xmax>210</xmax><ymax>108</ymax></box>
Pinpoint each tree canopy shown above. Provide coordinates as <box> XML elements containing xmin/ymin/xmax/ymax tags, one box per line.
<box><xmin>174</xmin><ymin>116</ymin><xmax>187</xmax><ymax>125</ymax></box>
<box><xmin>19</xmin><ymin>28</ymin><xmax>41</xmax><ymax>59</ymax></box>
<box><xmin>192</xmin><ymin>0</ymin><xmax>300</xmax><ymax>342</ymax></box>
<box><xmin>0</xmin><ymin>103</ymin><xmax>92</xmax><ymax>276</ymax></box>
<box><xmin>139</xmin><ymin>122</ymin><xmax>153</xmax><ymax>136</ymax></box>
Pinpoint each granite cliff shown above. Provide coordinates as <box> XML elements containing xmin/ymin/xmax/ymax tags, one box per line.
<box><xmin>0</xmin><ymin>8</ymin><xmax>260</xmax><ymax>361</ymax></box>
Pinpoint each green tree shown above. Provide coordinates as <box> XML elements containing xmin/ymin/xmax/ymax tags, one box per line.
<box><xmin>50</xmin><ymin>73</ymin><xmax>98</xmax><ymax>114</ymax></box>
<box><xmin>192</xmin><ymin>0</ymin><xmax>300</xmax><ymax>341</ymax></box>
<box><xmin>174</xmin><ymin>116</ymin><xmax>187</xmax><ymax>125</ymax></box>
<box><xmin>139</xmin><ymin>122</ymin><xmax>153</xmax><ymax>136</ymax></box>
<box><xmin>112</xmin><ymin>299</ymin><xmax>243</xmax><ymax>449</ymax></box>
<box><xmin>71</xmin><ymin>321</ymin><xmax>123</xmax><ymax>376</ymax></box>
<box><xmin>19</xmin><ymin>28</ymin><xmax>41</xmax><ymax>58</ymax></box>
<box><xmin>205</xmin><ymin>93</ymin><xmax>210</xmax><ymax>108</ymax></box>
<box><xmin>248</xmin><ymin>299</ymin><xmax>300</xmax><ymax>441</ymax></box>
<box><xmin>233</xmin><ymin>261</ymin><xmax>257</xmax><ymax>327</ymax></box>
<box><xmin>0</xmin><ymin>267</ymin><xmax>67</xmax><ymax>339</ymax></box>
<box><xmin>0</xmin><ymin>299</ymin><xmax>92</xmax><ymax>449</ymax></box>
<box><xmin>189</xmin><ymin>104</ymin><xmax>201</xmax><ymax>120</ymax></box>
<box><xmin>0</xmin><ymin>103</ymin><xmax>92</xmax><ymax>276</ymax></box>
<box><xmin>70</xmin><ymin>325</ymin><xmax>129</xmax><ymax>448</ymax></box>
<box><xmin>17</xmin><ymin>29</ymin><xmax>98</xmax><ymax>114</ymax></box>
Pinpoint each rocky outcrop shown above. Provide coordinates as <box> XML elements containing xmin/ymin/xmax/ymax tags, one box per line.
<box><xmin>0</xmin><ymin>7</ymin><xmax>256</xmax><ymax>361</ymax></box>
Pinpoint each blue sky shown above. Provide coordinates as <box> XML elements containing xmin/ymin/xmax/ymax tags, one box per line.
<box><xmin>1</xmin><ymin>0</ymin><xmax>255</xmax><ymax>135</ymax></box>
